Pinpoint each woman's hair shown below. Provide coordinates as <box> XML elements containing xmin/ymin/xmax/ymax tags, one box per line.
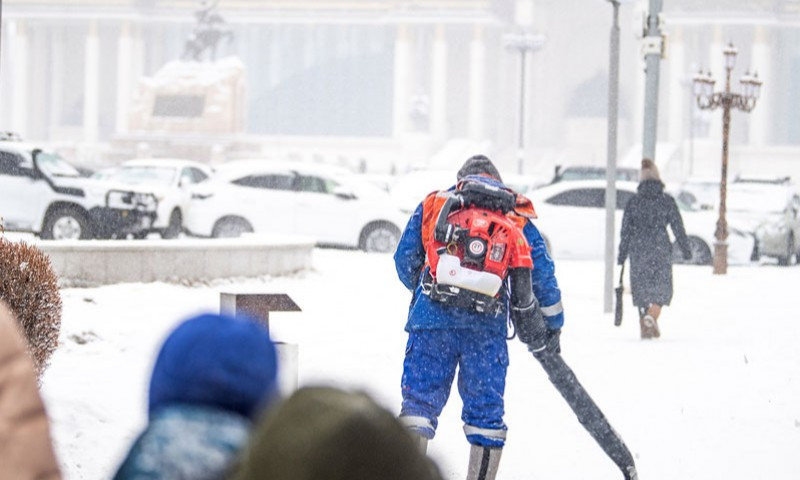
<box><xmin>640</xmin><ymin>158</ymin><xmax>661</xmax><ymax>181</ymax></box>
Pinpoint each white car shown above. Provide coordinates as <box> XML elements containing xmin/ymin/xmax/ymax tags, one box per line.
<box><xmin>0</xmin><ymin>139</ymin><xmax>157</xmax><ymax>240</ymax></box>
<box><xmin>727</xmin><ymin>183</ymin><xmax>800</xmax><ymax>265</ymax></box>
<box><xmin>93</xmin><ymin>158</ymin><xmax>213</xmax><ymax>238</ymax></box>
<box><xmin>674</xmin><ymin>176</ymin><xmax>724</xmax><ymax>211</ymax></box>
<box><xmin>184</xmin><ymin>161</ymin><xmax>409</xmax><ymax>252</ymax></box>
<box><xmin>527</xmin><ymin>180</ymin><xmax>755</xmax><ymax>265</ymax></box>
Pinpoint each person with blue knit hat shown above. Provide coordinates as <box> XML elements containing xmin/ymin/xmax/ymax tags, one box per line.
<box><xmin>114</xmin><ymin>313</ymin><xmax>279</xmax><ymax>480</ymax></box>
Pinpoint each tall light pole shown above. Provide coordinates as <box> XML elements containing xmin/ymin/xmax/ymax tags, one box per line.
<box><xmin>692</xmin><ymin>43</ymin><xmax>763</xmax><ymax>274</ymax></box>
<box><xmin>641</xmin><ymin>0</ymin><xmax>664</xmax><ymax>162</ymax></box>
<box><xmin>504</xmin><ymin>31</ymin><xmax>545</xmax><ymax>175</ymax></box>
<box><xmin>603</xmin><ymin>0</ymin><xmax>633</xmax><ymax>313</ymax></box>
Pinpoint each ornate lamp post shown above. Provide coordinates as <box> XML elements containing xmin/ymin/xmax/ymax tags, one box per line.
<box><xmin>692</xmin><ymin>43</ymin><xmax>763</xmax><ymax>275</ymax></box>
<box><xmin>503</xmin><ymin>31</ymin><xmax>546</xmax><ymax>175</ymax></box>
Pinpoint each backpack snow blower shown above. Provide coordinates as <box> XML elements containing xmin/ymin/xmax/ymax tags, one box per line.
<box><xmin>421</xmin><ymin>180</ymin><xmax>534</xmax><ymax>315</ymax></box>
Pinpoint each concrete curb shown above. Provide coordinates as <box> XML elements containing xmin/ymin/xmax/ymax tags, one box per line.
<box><xmin>36</xmin><ymin>235</ymin><xmax>315</xmax><ymax>286</ymax></box>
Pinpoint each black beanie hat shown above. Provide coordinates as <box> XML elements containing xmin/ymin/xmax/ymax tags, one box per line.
<box><xmin>456</xmin><ymin>154</ymin><xmax>502</xmax><ymax>183</ymax></box>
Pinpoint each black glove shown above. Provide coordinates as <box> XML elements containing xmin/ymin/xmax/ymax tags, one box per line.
<box><xmin>541</xmin><ymin>328</ymin><xmax>561</xmax><ymax>355</ymax></box>
<box><xmin>510</xmin><ymin>299</ymin><xmax>547</xmax><ymax>347</ymax></box>
<box><xmin>617</xmin><ymin>255</ymin><xmax>625</xmax><ymax>266</ymax></box>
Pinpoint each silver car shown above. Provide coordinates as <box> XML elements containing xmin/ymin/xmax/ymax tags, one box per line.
<box><xmin>727</xmin><ymin>183</ymin><xmax>800</xmax><ymax>266</ymax></box>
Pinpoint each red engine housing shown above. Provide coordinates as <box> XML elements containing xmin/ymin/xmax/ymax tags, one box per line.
<box><xmin>427</xmin><ymin>207</ymin><xmax>532</xmax><ymax>286</ymax></box>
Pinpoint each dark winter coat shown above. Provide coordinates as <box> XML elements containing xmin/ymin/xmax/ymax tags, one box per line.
<box><xmin>618</xmin><ymin>179</ymin><xmax>691</xmax><ymax>307</ymax></box>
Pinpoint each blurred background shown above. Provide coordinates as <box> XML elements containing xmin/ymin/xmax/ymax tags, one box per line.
<box><xmin>2</xmin><ymin>0</ymin><xmax>798</xmax><ymax>181</ymax></box>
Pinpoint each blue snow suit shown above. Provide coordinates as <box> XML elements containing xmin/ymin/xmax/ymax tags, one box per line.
<box><xmin>394</xmin><ymin>175</ymin><xmax>563</xmax><ymax>448</ymax></box>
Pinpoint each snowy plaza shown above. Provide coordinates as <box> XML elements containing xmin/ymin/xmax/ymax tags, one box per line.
<box><xmin>2</xmin><ymin>0</ymin><xmax>800</xmax><ymax>478</ymax></box>
<box><xmin>39</xmin><ymin>248</ymin><xmax>800</xmax><ymax>479</ymax></box>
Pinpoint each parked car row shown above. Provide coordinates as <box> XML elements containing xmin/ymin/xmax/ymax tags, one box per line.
<box><xmin>526</xmin><ymin>180</ymin><xmax>757</xmax><ymax>266</ymax></box>
<box><xmin>6</xmin><ymin>140</ymin><xmax>795</xmax><ymax>263</ymax></box>
<box><xmin>2</xmin><ymin>135</ymin><xmax>407</xmax><ymax>253</ymax></box>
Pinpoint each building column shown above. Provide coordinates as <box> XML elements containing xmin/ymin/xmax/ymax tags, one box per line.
<box><xmin>132</xmin><ymin>23</ymin><xmax>146</xmax><ymax>80</ymax></box>
<box><xmin>749</xmin><ymin>25</ymin><xmax>770</xmax><ymax>146</ymax></box>
<box><xmin>116</xmin><ymin>21</ymin><xmax>133</xmax><ymax>134</ymax></box>
<box><xmin>83</xmin><ymin>20</ymin><xmax>100</xmax><ymax>142</ymax></box>
<box><xmin>468</xmin><ymin>25</ymin><xmax>486</xmax><ymax>141</ymax></box>
<box><xmin>667</xmin><ymin>26</ymin><xmax>685</xmax><ymax>145</ymax></box>
<box><xmin>10</xmin><ymin>21</ymin><xmax>29</xmax><ymax>137</ymax></box>
<box><xmin>392</xmin><ymin>24</ymin><xmax>411</xmax><ymax>138</ymax></box>
<box><xmin>430</xmin><ymin>25</ymin><xmax>448</xmax><ymax>140</ymax></box>
<box><xmin>48</xmin><ymin>28</ymin><xmax>65</xmax><ymax>136</ymax></box>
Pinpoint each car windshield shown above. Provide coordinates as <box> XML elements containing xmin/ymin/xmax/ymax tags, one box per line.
<box><xmin>728</xmin><ymin>188</ymin><xmax>788</xmax><ymax>214</ymax></box>
<box><xmin>35</xmin><ymin>151</ymin><xmax>82</xmax><ymax>178</ymax></box>
<box><xmin>104</xmin><ymin>166</ymin><xmax>177</xmax><ymax>186</ymax></box>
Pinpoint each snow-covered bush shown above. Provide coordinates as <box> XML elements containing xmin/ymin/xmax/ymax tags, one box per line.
<box><xmin>0</xmin><ymin>238</ymin><xmax>62</xmax><ymax>377</ymax></box>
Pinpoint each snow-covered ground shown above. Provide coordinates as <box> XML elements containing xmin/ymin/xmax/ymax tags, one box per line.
<box><xmin>39</xmin><ymin>248</ymin><xmax>800</xmax><ymax>479</ymax></box>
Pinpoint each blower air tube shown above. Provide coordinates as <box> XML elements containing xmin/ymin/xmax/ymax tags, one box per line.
<box><xmin>509</xmin><ymin>267</ymin><xmax>534</xmax><ymax>308</ymax></box>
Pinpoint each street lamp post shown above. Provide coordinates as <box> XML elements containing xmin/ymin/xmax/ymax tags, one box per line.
<box><xmin>504</xmin><ymin>31</ymin><xmax>545</xmax><ymax>175</ymax></box>
<box><xmin>692</xmin><ymin>42</ymin><xmax>763</xmax><ymax>274</ymax></box>
<box><xmin>603</xmin><ymin>0</ymin><xmax>634</xmax><ymax>313</ymax></box>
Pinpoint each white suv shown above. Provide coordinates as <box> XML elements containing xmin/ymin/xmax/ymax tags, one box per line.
<box><xmin>185</xmin><ymin>161</ymin><xmax>408</xmax><ymax>252</ymax></box>
<box><xmin>0</xmin><ymin>139</ymin><xmax>157</xmax><ymax>240</ymax></box>
<box><xmin>92</xmin><ymin>158</ymin><xmax>213</xmax><ymax>238</ymax></box>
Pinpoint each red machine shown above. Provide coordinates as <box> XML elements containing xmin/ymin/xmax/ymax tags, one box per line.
<box><xmin>421</xmin><ymin>181</ymin><xmax>533</xmax><ymax>313</ymax></box>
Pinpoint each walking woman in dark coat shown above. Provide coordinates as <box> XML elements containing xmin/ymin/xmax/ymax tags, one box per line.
<box><xmin>617</xmin><ymin>159</ymin><xmax>692</xmax><ymax>339</ymax></box>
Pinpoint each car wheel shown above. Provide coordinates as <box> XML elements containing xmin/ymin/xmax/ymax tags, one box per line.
<box><xmin>212</xmin><ymin>217</ymin><xmax>253</xmax><ymax>238</ymax></box>
<box><xmin>360</xmin><ymin>222</ymin><xmax>400</xmax><ymax>253</ymax></box>
<box><xmin>41</xmin><ymin>207</ymin><xmax>91</xmax><ymax>240</ymax></box>
<box><xmin>777</xmin><ymin>234</ymin><xmax>794</xmax><ymax>266</ymax></box>
<box><xmin>674</xmin><ymin>236</ymin><xmax>711</xmax><ymax>265</ymax></box>
<box><xmin>162</xmin><ymin>209</ymin><xmax>182</xmax><ymax>239</ymax></box>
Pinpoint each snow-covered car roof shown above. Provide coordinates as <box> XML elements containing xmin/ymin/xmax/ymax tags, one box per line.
<box><xmin>552</xmin><ymin>165</ymin><xmax>640</xmax><ymax>183</ymax></box>
<box><xmin>727</xmin><ymin>183</ymin><xmax>798</xmax><ymax>214</ymax></box>
<box><xmin>211</xmin><ymin>160</ymin><xmax>394</xmax><ymax>201</ymax></box>
<box><xmin>122</xmin><ymin>158</ymin><xmax>213</xmax><ymax>171</ymax></box>
<box><xmin>0</xmin><ymin>140</ymin><xmax>54</xmax><ymax>158</ymax></box>
<box><xmin>529</xmin><ymin>179</ymin><xmax>641</xmax><ymax>199</ymax></box>
<box><xmin>213</xmin><ymin>159</ymin><xmax>352</xmax><ymax>180</ymax></box>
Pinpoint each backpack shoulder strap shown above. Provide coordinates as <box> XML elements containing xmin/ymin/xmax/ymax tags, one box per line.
<box><xmin>421</xmin><ymin>190</ymin><xmax>452</xmax><ymax>245</ymax></box>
